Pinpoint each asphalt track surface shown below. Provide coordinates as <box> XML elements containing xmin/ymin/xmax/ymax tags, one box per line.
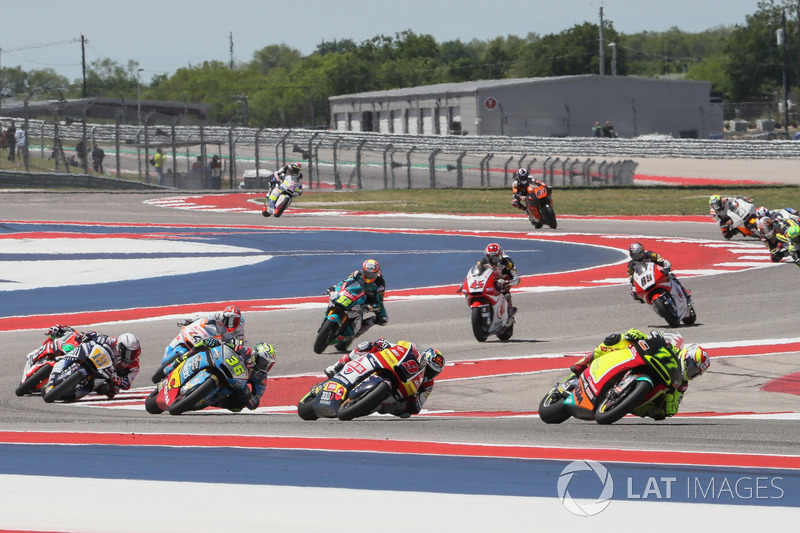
<box><xmin>1</xmin><ymin>191</ymin><xmax>800</xmax><ymax>530</ymax></box>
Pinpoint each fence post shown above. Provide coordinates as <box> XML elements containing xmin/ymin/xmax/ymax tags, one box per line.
<box><xmin>115</xmin><ymin>113</ymin><xmax>122</xmax><ymax>179</ymax></box>
<box><xmin>333</xmin><ymin>138</ymin><xmax>342</xmax><ymax>189</ymax></box>
<box><xmin>406</xmin><ymin>146</ymin><xmax>416</xmax><ymax>189</ymax></box>
<box><xmin>456</xmin><ymin>152</ymin><xmax>466</xmax><ymax>188</ymax></box>
<box><xmin>355</xmin><ymin>138</ymin><xmax>366</xmax><ymax>189</ymax></box>
<box><xmin>383</xmin><ymin>144</ymin><xmax>393</xmax><ymax>189</ymax></box>
<box><xmin>503</xmin><ymin>155</ymin><xmax>514</xmax><ymax>186</ymax></box>
<box><xmin>429</xmin><ymin>148</ymin><xmax>442</xmax><ymax>188</ymax></box>
<box><xmin>307</xmin><ymin>132</ymin><xmax>319</xmax><ymax>189</ymax></box>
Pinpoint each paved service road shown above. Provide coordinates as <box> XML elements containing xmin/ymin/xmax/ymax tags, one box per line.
<box><xmin>1</xmin><ymin>191</ymin><xmax>799</xmax><ymax>457</ymax></box>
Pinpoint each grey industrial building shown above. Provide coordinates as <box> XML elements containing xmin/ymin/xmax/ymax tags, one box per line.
<box><xmin>329</xmin><ymin>74</ymin><xmax>723</xmax><ymax>139</ymax></box>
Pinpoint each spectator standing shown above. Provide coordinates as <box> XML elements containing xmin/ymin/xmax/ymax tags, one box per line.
<box><xmin>6</xmin><ymin>121</ymin><xmax>17</xmax><ymax>162</ymax></box>
<box><xmin>209</xmin><ymin>154</ymin><xmax>222</xmax><ymax>189</ymax></box>
<box><xmin>75</xmin><ymin>140</ymin><xmax>87</xmax><ymax>168</ymax></box>
<box><xmin>15</xmin><ymin>126</ymin><xmax>27</xmax><ymax>165</ymax></box>
<box><xmin>91</xmin><ymin>144</ymin><xmax>105</xmax><ymax>173</ymax></box>
<box><xmin>592</xmin><ymin>121</ymin><xmax>602</xmax><ymax>137</ymax></box>
<box><xmin>602</xmin><ymin>121</ymin><xmax>617</xmax><ymax>138</ymax></box>
<box><xmin>154</xmin><ymin>147</ymin><xmax>166</xmax><ymax>185</ymax></box>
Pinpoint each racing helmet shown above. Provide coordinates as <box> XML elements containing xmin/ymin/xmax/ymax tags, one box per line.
<box><xmin>485</xmin><ymin>243</ymin><xmax>503</xmax><ymax>265</ymax></box>
<box><xmin>290</xmin><ymin>162</ymin><xmax>302</xmax><ymax>174</ymax></box>
<box><xmin>709</xmin><ymin>195</ymin><xmax>722</xmax><ymax>210</ymax></box>
<box><xmin>422</xmin><ymin>348</ymin><xmax>445</xmax><ymax>380</ymax></box>
<box><xmin>757</xmin><ymin>217</ymin><xmax>775</xmax><ymax>239</ymax></box>
<box><xmin>361</xmin><ymin>259</ymin><xmax>381</xmax><ymax>283</ymax></box>
<box><xmin>628</xmin><ymin>242</ymin><xmax>645</xmax><ymax>261</ymax></box>
<box><xmin>222</xmin><ymin>305</ymin><xmax>242</xmax><ymax>332</ymax></box>
<box><xmin>516</xmin><ymin>168</ymin><xmax>530</xmax><ymax>180</ymax></box>
<box><xmin>117</xmin><ymin>333</ymin><xmax>141</xmax><ymax>365</ymax></box>
<box><xmin>251</xmin><ymin>342</ymin><xmax>277</xmax><ymax>373</ymax></box>
<box><xmin>755</xmin><ymin>206</ymin><xmax>769</xmax><ymax>218</ymax></box>
<box><xmin>786</xmin><ymin>224</ymin><xmax>800</xmax><ymax>241</ymax></box>
<box><xmin>680</xmin><ymin>344</ymin><xmax>710</xmax><ymax>380</ymax></box>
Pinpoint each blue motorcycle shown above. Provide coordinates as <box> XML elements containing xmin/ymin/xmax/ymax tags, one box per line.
<box><xmin>313</xmin><ymin>277</ymin><xmax>377</xmax><ymax>354</ymax></box>
<box><xmin>145</xmin><ymin>342</ymin><xmax>250</xmax><ymax>415</ymax></box>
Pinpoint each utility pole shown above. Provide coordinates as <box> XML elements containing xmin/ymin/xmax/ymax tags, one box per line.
<box><xmin>229</xmin><ymin>31</ymin><xmax>234</xmax><ymax>70</ymax></box>
<box><xmin>779</xmin><ymin>11</ymin><xmax>790</xmax><ymax>136</ymax></box>
<box><xmin>81</xmin><ymin>34</ymin><xmax>87</xmax><ymax>98</ymax></box>
<box><xmin>599</xmin><ymin>7</ymin><xmax>605</xmax><ymax>75</ymax></box>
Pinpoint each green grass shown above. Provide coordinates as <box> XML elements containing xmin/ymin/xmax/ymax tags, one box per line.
<box><xmin>296</xmin><ymin>185</ymin><xmax>800</xmax><ymax>216</ymax></box>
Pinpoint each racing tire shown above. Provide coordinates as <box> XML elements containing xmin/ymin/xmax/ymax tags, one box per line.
<box><xmin>543</xmin><ymin>204</ymin><xmax>557</xmax><ymax>229</ymax></box>
<box><xmin>15</xmin><ymin>365</ymin><xmax>52</xmax><ymax>397</ymax></box>
<box><xmin>538</xmin><ymin>387</ymin><xmax>572</xmax><ymax>424</ymax></box>
<box><xmin>297</xmin><ymin>392</ymin><xmax>319</xmax><ymax>421</ymax></box>
<box><xmin>470</xmin><ymin>307</ymin><xmax>489</xmax><ymax>342</ymax></box>
<box><xmin>274</xmin><ymin>197</ymin><xmax>290</xmax><ymax>218</ymax></box>
<box><xmin>145</xmin><ymin>389</ymin><xmax>164</xmax><ymax>414</ymax></box>
<box><xmin>261</xmin><ymin>208</ymin><xmax>271</xmax><ymax>218</ymax></box>
<box><xmin>595</xmin><ymin>379</ymin><xmax>654</xmax><ymax>425</ymax></box>
<box><xmin>653</xmin><ymin>297</ymin><xmax>681</xmax><ymax>328</ymax></box>
<box><xmin>152</xmin><ymin>353</ymin><xmax>181</xmax><ymax>384</ymax></box>
<box><xmin>682</xmin><ymin>305</ymin><xmax>697</xmax><ymax>325</ymax></box>
<box><xmin>42</xmin><ymin>371</ymin><xmax>84</xmax><ymax>403</ymax></box>
<box><xmin>337</xmin><ymin>381</ymin><xmax>391</xmax><ymax>421</ymax></box>
<box><xmin>313</xmin><ymin>320</ymin><xmax>338</xmax><ymax>354</ymax></box>
<box><xmin>168</xmin><ymin>379</ymin><xmax>217</xmax><ymax>415</ymax></box>
<box><xmin>496</xmin><ymin>322</ymin><xmax>514</xmax><ymax>341</ymax></box>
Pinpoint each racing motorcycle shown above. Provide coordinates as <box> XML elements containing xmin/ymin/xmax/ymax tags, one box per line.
<box><xmin>458</xmin><ymin>264</ymin><xmax>514</xmax><ymax>342</ymax></box>
<box><xmin>262</xmin><ymin>176</ymin><xmax>302</xmax><ymax>218</ymax></box>
<box><xmin>524</xmin><ymin>182</ymin><xmax>556</xmax><ymax>229</ymax></box>
<box><xmin>41</xmin><ymin>341</ymin><xmax>116</xmax><ymax>403</ymax></box>
<box><xmin>16</xmin><ymin>330</ymin><xmax>81</xmax><ymax>396</ymax></box>
<box><xmin>630</xmin><ymin>262</ymin><xmax>696</xmax><ymax>327</ymax></box>
<box><xmin>313</xmin><ymin>278</ymin><xmax>377</xmax><ymax>354</ymax></box>
<box><xmin>146</xmin><ymin>342</ymin><xmax>250</xmax><ymax>415</ymax></box>
<box><xmin>538</xmin><ymin>335</ymin><xmax>684</xmax><ymax>424</ymax></box>
<box><xmin>151</xmin><ymin>318</ymin><xmax>224</xmax><ymax>383</ymax></box>
<box><xmin>298</xmin><ymin>340</ymin><xmax>425</xmax><ymax>421</ymax></box>
<box><xmin>719</xmin><ymin>198</ymin><xmax>758</xmax><ymax>239</ymax></box>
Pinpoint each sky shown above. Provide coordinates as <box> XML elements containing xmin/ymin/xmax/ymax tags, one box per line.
<box><xmin>0</xmin><ymin>0</ymin><xmax>765</xmax><ymax>85</ymax></box>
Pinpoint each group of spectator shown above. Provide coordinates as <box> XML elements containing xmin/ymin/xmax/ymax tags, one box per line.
<box><xmin>592</xmin><ymin>120</ymin><xmax>617</xmax><ymax>138</ymax></box>
<box><xmin>1</xmin><ymin>120</ymin><xmax>27</xmax><ymax>163</ymax></box>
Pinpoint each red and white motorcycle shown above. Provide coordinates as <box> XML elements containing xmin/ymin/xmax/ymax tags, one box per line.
<box><xmin>459</xmin><ymin>265</ymin><xmax>514</xmax><ymax>342</ymax></box>
<box><xmin>630</xmin><ymin>262</ymin><xmax>696</xmax><ymax>327</ymax></box>
<box><xmin>16</xmin><ymin>330</ymin><xmax>81</xmax><ymax>396</ymax></box>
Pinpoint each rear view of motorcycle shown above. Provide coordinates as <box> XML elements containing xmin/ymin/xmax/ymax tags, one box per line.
<box><xmin>459</xmin><ymin>265</ymin><xmax>514</xmax><ymax>342</ymax></box>
<box><xmin>525</xmin><ymin>182</ymin><xmax>557</xmax><ymax>229</ymax></box>
<box><xmin>313</xmin><ymin>278</ymin><xmax>376</xmax><ymax>354</ymax></box>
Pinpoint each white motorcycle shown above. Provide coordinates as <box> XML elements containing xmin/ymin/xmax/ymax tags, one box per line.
<box><xmin>719</xmin><ymin>198</ymin><xmax>758</xmax><ymax>239</ymax></box>
<box><xmin>262</xmin><ymin>176</ymin><xmax>303</xmax><ymax>218</ymax></box>
<box><xmin>458</xmin><ymin>265</ymin><xmax>514</xmax><ymax>342</ymax></box>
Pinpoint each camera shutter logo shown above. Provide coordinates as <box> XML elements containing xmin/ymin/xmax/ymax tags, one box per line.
<box><xmin>557</xmin><ymin>460</ymin><xmax>614</xmax><ymax>516</ymax></box>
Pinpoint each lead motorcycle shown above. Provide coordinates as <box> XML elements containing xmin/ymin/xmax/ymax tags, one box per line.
<box><xmin>630</xmin><ymin>262</ymin><xmax>696</xmax><ymax>327</ymax></box>
<box><xmin>145</xmin><ymin>342</ymin><xmax>250</xmax><ymax>415</ymax></box>
<box><xmin>16</xmin><ymin>330</ymin><xmax>81</xmax><ymax>396</ymax></box>
<box><xmin>538</xmin><ymin>335</ymin><xmax>685</xmax><ymax>425</ymax></box>
<box><xmin>313</xmin><ymin>278</ymin><xmax>377</xmax><ymax>354</ymax></box>
<box><xmin>458</xmin><ymin>264</ymin><xmax>514</xmax><ymax>342</ymax></box>
<box><xmin>718</xmin><ymin>198</ymin><xmax>758</xmax><ymax>239</ymax></box>
<box><xmin>151</xmin><ymin>318</ymin><xmax>224</xmax><ymax>383</ymax></box>
<box><xmin>298</xmin><ymin>340</ymin><xmax>426</xmax><ymax>421</ymax></box>
<box><xmin>42</xmin><ymin>341</ymin><xmax>116</xmax><ymax>403</ymax></box>
<box><xmin>262</xmin><ymin>176</ymin><xmax>302</xmax><ymax>218</ymax></box>
<box><xmin>524</xmin><ymin>181</ymin><xmax>556</xmax><ymax>229</ymax></box>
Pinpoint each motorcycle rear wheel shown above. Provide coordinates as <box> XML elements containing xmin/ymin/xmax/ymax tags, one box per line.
<box><xmin>653</xmin><ymin>298</ymin><xmax>681</xmax><ymax>328</ymax></box>
<box><xmin>313</xmin><ymin>320</ymin><xmax>338</xmax><ymax>354</ymax></box>
<box><xmin>543</xmin><ymin>204</ymin><xmax>557</xmax><ymax>229</ymax></box>
<box><xmin>15</xmin><ymin>365</ymin><xmax>52</xmax><ymax>397</ymax></box>
<box><xmin>297</xmin><ymin>392</ymin><xmax>319</xmax><ymax>421</ymax></box>
<box><xmin>594</xmin><ymin>379</ymin><xmax>653</xmax><ymax>425</ymax></box>
<box><xmin>337</xmin><ymin>381</ymin><xmax>391</xmax><ymax>421</ymax></box>
<box><xmin>682</xmin><ymin>305</ymin><xmax>697</xmax><ymax>325</ymax></box>
<box><xmin>538</xmin><ymin>387</ymin><xmax>572</xmax><ymax>424</ymax></box>
<box><xmin>42</xmin><ymin>371</ymin><xmax>84</xmax><ymax>403</ymax></box>
<box><xmin>145</xmin><ymin>389</ymin><xmax>164</xmax><ymax>414</ymax></box>
<box><xmin>168</xmin><ymin>379</ymin><xmax>217</xmax><ymax>415</ymax></box>
<box><xmin>471</xmin><ymin>307</ymin><xmax>489</xmax><ymax>342</ymax></box>
<box><xmin>496</xmin><ymin>322</ymin><xmax>514</xmax><ymax>341</ymax></box>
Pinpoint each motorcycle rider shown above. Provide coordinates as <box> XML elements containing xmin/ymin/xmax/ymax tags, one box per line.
<box><xmin>627</xmin><ymin>242</ymin><xmax>691</xmax><ymax>303</ymax></box>
<box><xmin>709</xmin><ymin>194</ymin><xmax>754</xmax><ymax>239</ymax></box>
<box><xmin>266</xmin><ymin>162</ymin><xmax>303</xmax><ymax>212</ymax></box>
<box><xmin>163</xmin><ymin>338</ymin><xmax>277</xmax><ymax>412</ymax></box>
<box><xmin>177</xmin><ymin>305</ymin><xmax>246</xmax><ymax>343</ymax></box>
<box><xmin>324</xmin><ymin>338</ymin><xmax>445</xmax><ymax>418</ymax></box>
<box><xmin>510</xmin><ymin>168</ymin><xmax>548</xmax><ymax>211</ymax></box>
<box><xmin>778</xmin><ymin>224</ymin><xmax>800</xmax><ymax>262</ymax></box>
<box><xmin>58</xmin><ymin>332</ymin><xmax>141</xmax><ymax>401</ymax></box>
<box><xmin>476</xmin><ymin>243</ymin><xmax>520</xmax><ymax>315</ymax></box>
<box><xmin>569</xmin><ymin>328</ymin><xmax>648</xmax><ymax>375</ymax></box>
<box><xmin>756</xmin><ymin>216</ymin><xmax>791</xmax><ymax>262</ymax></box>
<box><xmin>329</xmin><ymin>259</ymin><xmax>389</xmax><ymax>331</ymax></box>
<box><xmin>633</xmin><ymin>342</ymin><xmax>711</xmax><ymax>420</ymax></box>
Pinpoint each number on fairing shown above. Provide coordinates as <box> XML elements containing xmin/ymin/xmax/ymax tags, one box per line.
<box><xmin>225</xmin><ymin>354</ymin><xmax>246</xmax><ymax>376</ymax></box>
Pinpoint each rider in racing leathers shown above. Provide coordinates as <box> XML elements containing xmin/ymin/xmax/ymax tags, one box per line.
<box><xmin>569</xmin><ymin>328</ymin><xmax>649</xmax><ymax>375</ymax></box>
<box><xmin>510</xmin><ymin>168</ymin><xmax>549</xmax><ymax>212</ymax></box>
<box><xmin>266</xmin><ymin>162</ymin><xmax>303</xmax><ymax>212</ymax></box>
<box><xmin>56</xmin><ymin>332</ymin><xmax>141</xmax><ymax>401</ymax></box>
<box><xmin>627</xmin><ymin>243</ymin><xmax>691</xmax><ymax>303</ymax></box>
<box><xmin>709</xmin><ymin>194</ymin><xmax>754</xmax><ymax>239</ymax></box>
<box><xmin>177</xmin><ymin>305</ymin><xmax>246</xmax><ymax>343</ymax></box>
<box><xmin>327</xmin><ymin>259</ymin><xmax>389</xmax><ymax>339</ymax></box>
<box><xmin>324</xmin><ymin>339</ymin><xmax>445</xmax><ymax>418</ymax></box>
<box><xmin>476</xmin><ymin>243</ymin><xmax>520</xmax><ymax>315</ymax></box>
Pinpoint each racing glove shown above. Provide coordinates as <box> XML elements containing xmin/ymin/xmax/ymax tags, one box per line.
<box><xmin>624</xmin><ymin>328</ymin><xmax>647</xmax><ymax>342</ymax></box>
<box><xmin>195</xmin><ymin>338</ymin><xmax>221</xmax><ymax>349</ymax></box>
<box><xmin>245</xmin><ymin>392</ymin><xmax>260</xmax><ymax>410</ymax></box>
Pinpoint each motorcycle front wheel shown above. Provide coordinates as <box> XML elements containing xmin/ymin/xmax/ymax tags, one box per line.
<box><xmin>538</xmin><ymin>387</ymin><xmax>572</xmax><ymax>424</ymax></box>
<box><xmin>274</xmin><ymin>196</ymin><xmax>290</xmax><ymax>217</ymax></box>
<box><xmin>313</xmin><ymin>320</ymin><xmax>338</xmax><ymax>354</ymax></box>
<box><xmin>543</xmin><ymin>204</ymin><xmax>557</xmax><ymax>229</ymax></box>
<box><xmin>15</xmin><ymin>365</ymin><xmax>52</xmax><ymax>397</ymax></box>
<box><xmin>594</xmin><ymin>379</ymin><xmax>653</xmax><ymax>425</ymax></box>
<box><xmin>168</xmin><ymin>379</ymin><xmax>217</xmax><ymax>415</ymax></box>
<box><xmin>42</xmin><ymin>371</ymin><xmax>84</xmax><ymax>403</ymax></box>
<box><xmin>471</xmin><ymin>307</ymin><xmax>490</xmax><ymax>342</ymax></box>
<box><xmin>337</xmin><ymin>381</ymin><xmax>391</xmax><ymax>421</ymax></box>
<box><xmin>653</xmin><ymin>298</ymin><xmax>681</xmax><ymax>327</ymax></box>
<box><xmin>145</xmin><ymin>389</ymin><xmax>164</xmax><ymax>414</ymax></box>
<box><xmin>297</xmin><ymin>391</ymin><xmax>319</xmax><ymax>421</ymax></box>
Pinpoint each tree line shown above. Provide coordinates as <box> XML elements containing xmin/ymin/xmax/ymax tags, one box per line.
<box><xmin>0</xmin><ymin>0</ymin><xmax>796</xmax><ymax>128</ymax></box>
